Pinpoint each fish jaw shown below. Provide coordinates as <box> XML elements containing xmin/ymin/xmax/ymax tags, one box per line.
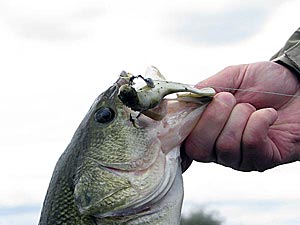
<box><xmin>158</xmin><ymin>100</ymin><xmax>208</xmax><ymax>154</ymax></box>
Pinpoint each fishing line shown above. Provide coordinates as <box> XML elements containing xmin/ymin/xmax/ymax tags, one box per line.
<box><xmin>142</xmin><ymin>78</ymin><xmax>300</xmax><ymax>98</ymax></box>
<box><xmin>195</xmin><ymin>85</ymin><xmax>300</xmax><ymax>98</ymax></box>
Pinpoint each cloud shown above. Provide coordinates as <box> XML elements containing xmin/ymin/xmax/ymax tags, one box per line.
<box><xmin>8</xmin><ymin>19</ymin><xmax>86</xmax><ymax>41</ymax></box>
<box><xmin>166</xmin><ymin>2</ymin><xmax>283</xmax><ymax>46</ymax></box>
<box><xmin>0</xmin><ymin>0</ymin><xmax>106</xmax><ymax>41</ymax></box>
<box><xmin>0</xmin><ymin>204</ymin><xmax>40</xmax><ymax>225</ymax></box>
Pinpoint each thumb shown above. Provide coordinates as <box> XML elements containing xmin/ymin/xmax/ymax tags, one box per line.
<box><xmin>195</xmin><ymin>65</ymin><xmax>248</xmax><ymax>91</ymax></box>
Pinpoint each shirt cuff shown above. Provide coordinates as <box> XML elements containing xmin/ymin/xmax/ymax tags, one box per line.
<box><xmin>272</xmin><ymin>41</ymin><xmax>300</xmax><ymax>76</ymax></box>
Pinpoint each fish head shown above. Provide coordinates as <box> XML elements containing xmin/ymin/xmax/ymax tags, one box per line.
<box><xmin>72</xmin><ymin>67</ymin><xmax>214</xmax><ymax>220</ymax></box>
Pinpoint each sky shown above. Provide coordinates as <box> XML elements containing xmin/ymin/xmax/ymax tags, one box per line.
<box><xmin>0</xmin><ymin>0</ymin><xmax>300</xmax><ymax>224</ymax></box>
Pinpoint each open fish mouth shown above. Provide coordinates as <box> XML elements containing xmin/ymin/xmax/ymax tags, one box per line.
<box><xmin>118</xmin><ymin>67</ymin><xmax>215</xmax><ymax>119</ymax></box>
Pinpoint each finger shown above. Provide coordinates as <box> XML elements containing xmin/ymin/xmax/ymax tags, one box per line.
<box><xmin>185</xmin><ymin>92</ymin><xmax>236</xmax><ymax>162</ymax></box>
<box><xmin>216</xmin><ymin>103</ymin><xmax>256</xmax><ymax>168</ymax></box>
<box><xmin>241</xmin><ymin>108</ymin><xmax>278</xmax><ymax>171</ymax></box>
<box><xmin>195</xmin><ymin>65</ymin><xmax>248</xmax><ymax>92</ymax></box>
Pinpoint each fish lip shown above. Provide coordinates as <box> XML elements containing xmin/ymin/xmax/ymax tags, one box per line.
<box><xmin>116</xmin><ymin>76</ymin><xmax>130</xmax><ymax>88</ymax></box>
<box><xmin>98</xmin><ymin>76</ymin><xmax>129</xmax><ymax>102</ymax></box>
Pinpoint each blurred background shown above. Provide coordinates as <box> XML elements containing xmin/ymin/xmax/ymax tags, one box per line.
<box><xmin>1</xmin><ymin>0</ymin><xmax>300</xmax><ymax>224</ymax></box>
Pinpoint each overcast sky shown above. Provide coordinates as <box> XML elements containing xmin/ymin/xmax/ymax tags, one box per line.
<box><xmin>1</xmin><ymin>0</ymin><xmax>300</xmax><ymax>225</ymax></box>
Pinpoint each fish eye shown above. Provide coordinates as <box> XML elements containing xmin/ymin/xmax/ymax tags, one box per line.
<box><xmin>94</xmin><ymin>107</ymin><xmax>115</xmax><ymax>124</ymax></box>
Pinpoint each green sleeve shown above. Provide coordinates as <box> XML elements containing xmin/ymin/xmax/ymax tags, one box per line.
<box><xmin>271</xmin><ymin>27</ymin><xmax>300</xmax><ymax>75</ymax></box>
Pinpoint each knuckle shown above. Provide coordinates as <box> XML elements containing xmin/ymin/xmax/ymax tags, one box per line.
<box><xmin>216</xmin><ymin>135</ymin><xmax>238</xmax><ymax>152</ymax></box>
<box><xmin>185</xmin><ymin>139</ymin><xmax>213</xmax><ymax>162</ymax></box>
<box><xmin>243</xmin><ymin>136</ymin><xmax>259</xmax><ymax>150</ymax></box>
<box><xmin>216</xmin><ymin>135</ymin><xmax>240</xmax><ymax>164</ymax></box>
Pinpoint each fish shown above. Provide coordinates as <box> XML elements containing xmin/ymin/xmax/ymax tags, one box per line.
<box><xmin>38</xmin><ymin>66</ymin><xmax>215</xmax><ymax>225</ymax></box>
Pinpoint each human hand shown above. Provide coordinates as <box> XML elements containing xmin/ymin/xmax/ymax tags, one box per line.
<box><xmin>183</xmin><ymin>61</ymin><xmax>300</xmax><ymax>172</ymax></box>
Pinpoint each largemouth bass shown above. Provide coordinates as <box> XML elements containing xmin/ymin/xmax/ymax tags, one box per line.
<box><xmin>39</xmin><ymin>66</ymin><xmax>215</xmax><ymax>225</ymax></box>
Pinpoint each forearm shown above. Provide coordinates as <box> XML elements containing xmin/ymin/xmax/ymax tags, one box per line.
<box><xmin>271</xmin><ymin>27</ymin><xmax>300</xmax><ymax>76</ymax></box>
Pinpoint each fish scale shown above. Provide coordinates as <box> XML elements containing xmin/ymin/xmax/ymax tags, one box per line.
<box><xmin>87</xmin><ymin>120</ymin><xmax>150</xmax><ymax>168</ymax></box>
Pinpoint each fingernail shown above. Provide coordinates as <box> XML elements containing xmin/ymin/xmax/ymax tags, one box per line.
<box><xmin>214</xmin><ymin>92</ymin><xmax>236</xmax><ymax>108</ymax></box>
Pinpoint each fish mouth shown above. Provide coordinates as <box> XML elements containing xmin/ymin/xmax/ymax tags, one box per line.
<box><xmin>95</xmin><ymin>75</ymin><xmax>129</xmax><ymax>105</ymax></box>
<box><xmin>116</xmin><ymin>73</ymin><xmax>131</xmax><ymax>87</ymax></box>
